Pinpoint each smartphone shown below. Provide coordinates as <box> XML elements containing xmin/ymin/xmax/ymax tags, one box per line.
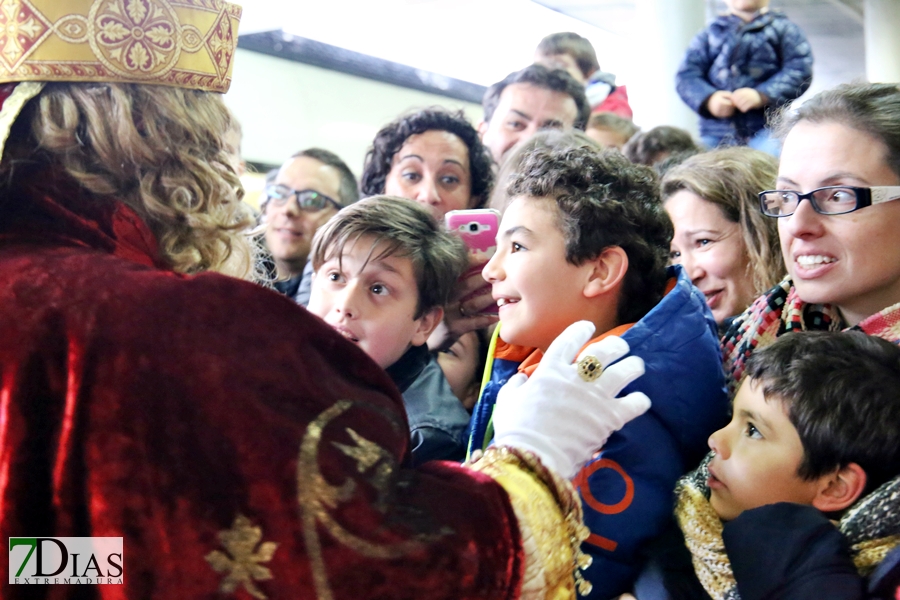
<box><xmin>445</xmin><ymin>209</ymin><xmax>500</xmax><ymax>315</ymax></box>
<box><xmin>444</xmin><ymin>209</ymin><xmax>500</xmax><ymax>264</ymax></box>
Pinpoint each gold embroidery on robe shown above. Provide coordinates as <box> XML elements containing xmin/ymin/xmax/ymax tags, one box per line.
<box><xmin>298</xmin><ymin>400</ymin><xmax>449</xmax><ymax>600</ymax></box>
<box><xmin>206</xmin><ymin>514</ymin><xmax>278</xmax><ymax>600</ymax></box>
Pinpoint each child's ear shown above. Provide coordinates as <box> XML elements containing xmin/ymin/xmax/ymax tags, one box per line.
<box><xmin>583</xmin><ymin>246</ymin><xmax>629</xmax><ymax>299</ymax></box>
<box><xmin>410</xmin><ymin>307</ymin><xmax>444</xmax><ymax>347</ymax></box>
<box><xmin>811</xmin><ymin>463</ymin><xmax>867</xmax><ymax>513</ymax></box>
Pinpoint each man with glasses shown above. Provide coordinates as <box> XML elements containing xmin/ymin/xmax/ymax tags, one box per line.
<box><xmin>262</xmin><ymin>148</ymin><xmax>359</xmax><ymax>302</ymax></box>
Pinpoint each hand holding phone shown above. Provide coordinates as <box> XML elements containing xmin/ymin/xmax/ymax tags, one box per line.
<box><xmin>444</xmin><ymin>209</ymin><xmax>500</xmax><ymax>265</ymax></box>
<box><xmin>444</xmin><ymin>209</ymin><xmax>500</xmax><ymax>316</ymax></box>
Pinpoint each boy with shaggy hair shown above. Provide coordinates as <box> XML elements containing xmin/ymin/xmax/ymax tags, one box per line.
<box><xmin>666</xmin><ymin>331</ymin><xmax>900</xmax><ymax>600</ymax></box>
<box><xmin>468</xmin><ymin>139</ymin><xmax>729</xmax><ymax>598</ymax></box>
<box><xmin>308</xmin><ymin>196</ymin><xmax>471</xmax><ymax>465</ymax></box>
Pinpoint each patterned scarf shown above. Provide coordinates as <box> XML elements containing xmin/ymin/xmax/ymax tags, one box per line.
<box><xmin>721</xmin><ymin>277</ymin><xmax>900</xmax><ymax>394</ymax></box>
<box><xmin>674</xmin><ymin>456</ymin><xmax>900</xmax><ymax>600</ymax></box>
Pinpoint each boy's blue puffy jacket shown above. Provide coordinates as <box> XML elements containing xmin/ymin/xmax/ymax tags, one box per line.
<box><xmin>467</xmin><ymin>265</ymin><xmax>729</xmax><ymax>599</ymax></box>
<box><xmin>676</xmin><ymin>10</ymin><xmax>813</xmax><ymax>142</ymax></box>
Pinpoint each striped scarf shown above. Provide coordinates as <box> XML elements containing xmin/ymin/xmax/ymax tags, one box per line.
<box><xmin>675</xmin><ymin>455</ymin><xmax>900</xmax><ymax>600</ymax></box>
<box><xmin>721</xmin><ymin>277</ymin><xmax>900</xmax><ymax>394</ymax></box>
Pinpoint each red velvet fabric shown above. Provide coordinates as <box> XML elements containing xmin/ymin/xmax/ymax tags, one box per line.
<box><xmin>0</xmin><ymin>173</ymin><xmax>523</xmax><ymax>598</ymax></box>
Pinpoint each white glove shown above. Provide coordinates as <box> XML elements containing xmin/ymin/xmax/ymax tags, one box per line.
<box><xmin>492</xmin><ymin>321</ymin><xmax>651</xmax><ymax>479</ymax></box>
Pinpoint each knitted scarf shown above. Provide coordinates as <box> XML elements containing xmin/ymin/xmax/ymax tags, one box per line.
<box><xmin>721</xmin><ymin>277</ymin><xmax>900</xmax><ymax>394</ymax></box>
<box><xmin>674</xmin><ymin>455</ymin><xmax>900</xmax><ymax>600</ymax></box>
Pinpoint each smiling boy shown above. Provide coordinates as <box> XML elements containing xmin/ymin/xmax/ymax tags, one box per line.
<box><xmin>467</xmin><ymin>139</ymin><xmax>728</xmax><ymax>598</ymax></box>
<box><xmin>671</xmin><ymin>331</ymin><xmax>900</xmax><ymax>600</ymax></box>
<box><xmin>307</xmin><ymin>196</ymin><xmax>471</xmax><ymax>465</ymax></box>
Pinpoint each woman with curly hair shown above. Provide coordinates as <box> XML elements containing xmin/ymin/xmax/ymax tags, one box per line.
<box><xmin>362</xmin><ymin>107</ymin><xmax>499</xmax><ymax>341</ymax></box>
<box><xmin>360</xmin><ymin>107</ymin><xmax>494</xmax><ymax>218</ymax></box>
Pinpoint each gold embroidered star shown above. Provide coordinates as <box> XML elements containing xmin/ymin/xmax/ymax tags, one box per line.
<box><xmin>206</xmin><ymin>514</ymin><xmax>278</xmax><ymax>600</ymax></box>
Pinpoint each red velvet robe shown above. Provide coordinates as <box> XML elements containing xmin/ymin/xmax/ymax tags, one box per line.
<box><xmin>0</xmin><ymin>176</ymin><xmax>523</xmax><ymax>598</ymax></box>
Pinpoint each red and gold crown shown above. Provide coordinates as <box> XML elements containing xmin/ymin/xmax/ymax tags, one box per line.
<box><xmin>0</xmin><ymin>0</ymin><xmax>241</xmax><ymax>92</ymax></box>
<box><xmin>0</xmin><ymin>0</ymin><xmax>241</xmax><ymax>157</ymax></box>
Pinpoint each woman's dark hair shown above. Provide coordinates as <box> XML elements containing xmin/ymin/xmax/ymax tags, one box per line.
<box><xmin>360</xmin><ymin>108</ymin><xmax>494</xmax><ymax>208</ymax></box>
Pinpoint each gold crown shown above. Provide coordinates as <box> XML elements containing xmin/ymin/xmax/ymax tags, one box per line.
<box><xmin>0</xmin><ymin>0</ymin><xmax>241</xmax><ymax>93</ymax></box>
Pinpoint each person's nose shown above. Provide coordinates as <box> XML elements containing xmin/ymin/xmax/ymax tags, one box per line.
<box><xmin>482</xmin><ymin>246</ymin><xmax>504</xmax><ymax>283</ymax></box>
<box><xmin>334</xmin><ymin>281</ymin><xmax>362</xmax><ymax>319</ymax></box>
<box><xmin>782</xmin><ymin>194</ymin><xmax>825</xmax><ymax>241</ymax></box>
<box><xmin>281</xmin><ymin>194</ymin><xmax>301</xmax><ymax>217</ymax></box>
<box><xmin>708</xmin><ymin>426</ymin><xmax>729</xmax><ymax>459</ymax></box>
<box><xmin>414</xmin><ymin>175</ymin><xmax>442</xmax><ymax>208</ymax></box>
<box><xmin>681</xmin><ymin>252</ymin><xmax>705</xmax><ymax>284</ymax></box>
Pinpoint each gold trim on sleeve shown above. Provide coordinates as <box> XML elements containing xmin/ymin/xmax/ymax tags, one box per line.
<box><xmin>467</xmin><ymin>446</ymin><xmax>592</xmax><ymax>599</ymax></box>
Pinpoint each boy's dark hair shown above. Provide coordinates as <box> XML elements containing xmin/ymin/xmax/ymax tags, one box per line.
<box><xmin>587</xmin><ymin>112</ymin><xmax>639</xmax><ymax>139</ymax></box>
<box><xmin>746</xmin><ymin>331</ymin><xmax>900</xmax><ymax>494</ymax></box>
<box><xmin>536</xmin><ymin>32</ymin><xmax>600</xmax><ymax>79</ymax></box>
<box><xmin>622</xmin><ymin>125</ymin><xmax>700</xmax><ymax>167</ymax></box>
<box><xmin>310</xmin><ymin>196</ymin><xmax>468</xmax><ymax>318</ymax></box>
<box><xmin>508</xmin><ymin>144</ymin><xmax>672</xmax><ymax>324</ymax></box>
<box><xmin>482</xmin><ymin>64</ymin><xmax>590</xmax><ymax>130</ymax></box>
<box><xmin>360</xmin><ymin>107</ymin><xmax>494</xmax><ymax>208</ymax></box>
<box><xmin>292</xmin><ymin>148</ymin><xmax>359</xmax><ymax>205</ymax></box>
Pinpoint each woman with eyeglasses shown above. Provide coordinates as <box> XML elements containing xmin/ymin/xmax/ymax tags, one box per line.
<box><xmin>724</xmin><ymin>82</ymin><xmax>900</xmax><ymax>391</ymax></box>
<box><xmin>662</xmin><ymin>147</ymin><xmax>783</xmax><ymax>330</ymax></box>
<box><xmin>623</xmin><ymin>82</ymin><xmax>900</xmax><ymax>600</ymax></box>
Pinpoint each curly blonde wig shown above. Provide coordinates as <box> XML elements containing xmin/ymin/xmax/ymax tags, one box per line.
<box><xmin>2</xmin><ymin>82</ymin><xmax>254</xmax><ymax>278</ymax></box>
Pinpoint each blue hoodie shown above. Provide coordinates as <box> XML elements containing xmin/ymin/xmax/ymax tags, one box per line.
<box><xmin>467</xmin><ymin>265</ymin><xmax>729</xmax><ymax>598</ymax></box>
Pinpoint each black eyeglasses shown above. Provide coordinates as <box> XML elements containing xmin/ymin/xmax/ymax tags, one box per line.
<box><xmin>759</xmin><ymin>186</ymin><xmax>900</xmax><ymax>217</ymax></box>
<box><xmin>265</xmin><ymin>184</ymin><xmax>341</xmax><ymax>211</ymax></box>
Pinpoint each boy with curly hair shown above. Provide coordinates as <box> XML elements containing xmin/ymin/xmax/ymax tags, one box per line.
<box><xmin>467</xmin><ymin>136</ymin><xmax>729</xmax><ymax>598</ymax></box>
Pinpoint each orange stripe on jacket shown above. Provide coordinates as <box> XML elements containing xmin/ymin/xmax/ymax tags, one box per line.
<box><xmin>518</xmin><ymin>323</ymin><xmax>635</xmax><ymax>377</ymax></box>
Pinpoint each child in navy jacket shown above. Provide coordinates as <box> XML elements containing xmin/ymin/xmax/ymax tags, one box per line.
<box><xmin>676</xmin><ymin>0</ymin><xmax>812</xmax><ymax>154</ymax></box>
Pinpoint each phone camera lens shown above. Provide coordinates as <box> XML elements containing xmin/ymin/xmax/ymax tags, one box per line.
<box><xmin>469</xmin><ymin>223</ymin><xmax>478</xmax><ymax>232</ymax></box>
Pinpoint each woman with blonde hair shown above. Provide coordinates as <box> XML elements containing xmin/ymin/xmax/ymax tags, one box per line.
<box><xmin>0</xmin><ymin>1</ymin><xmax>650</xmax><ymax>597</ymax></box>
<box><xmin>662</xmin><ymin>146</ymin><xmax>784</xmax><ymax>327</ymax></box>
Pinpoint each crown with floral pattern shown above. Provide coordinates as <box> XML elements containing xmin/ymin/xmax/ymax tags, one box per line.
<box><xmin>0</xmin><ymin>0</ymin><xmax>241</xmax><ymax>92</ymax></box>
<box><xmin>0</xmin><ymin>0</ymin><xmax>241</xmax><ymax>158</ymax></box>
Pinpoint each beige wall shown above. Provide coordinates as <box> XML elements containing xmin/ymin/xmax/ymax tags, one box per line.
<box><xmin>223</xmin><ymin>48</ymin><xmax>483</xmax><ymax>180</ymax></box>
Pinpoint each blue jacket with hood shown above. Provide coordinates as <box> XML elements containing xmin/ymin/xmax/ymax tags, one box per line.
<box><xmin>467</xmin><ymin>265</ymin><xmax>729</xmax><ymax>599</ymax></box>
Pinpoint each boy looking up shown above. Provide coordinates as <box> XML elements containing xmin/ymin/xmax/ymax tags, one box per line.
<box><xmin>308</xmin><ymin>196</ymin><xmax>471</xmax><ymax>466</ymax></box>
<box><xmin>468</xmin><ymin>139</ymin><xmax>729</xmax><ymax>598</ymax></box>
<box><xmin>671</xmin><ymin>332</ymin><xmax>900</xmax><ymax>600</ymax></box>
